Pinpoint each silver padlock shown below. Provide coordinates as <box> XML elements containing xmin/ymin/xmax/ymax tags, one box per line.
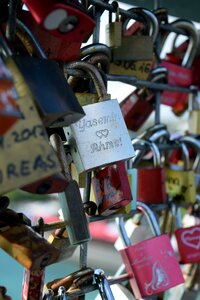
<box><xmin>64</xmin><ymin>61</ymin><xmax>135</xmax><ymax>174</ymax></box>
<box><xmin>58</xmin><ymin>286</ymin><xmax>67</xmax><ymax>300</ymax></box>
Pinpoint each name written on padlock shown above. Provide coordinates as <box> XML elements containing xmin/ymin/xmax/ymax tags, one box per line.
<box><xmin>0</xmin><ymin>58</ymin><xmax>60</xmax><ymax>194</ymax></box>
<box><xmin>66</xmin><ymin>99</ymin><xmax>135</xmax><ymax>172</ymax></box>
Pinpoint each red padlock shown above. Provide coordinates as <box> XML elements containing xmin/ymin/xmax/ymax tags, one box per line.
<box><xmin>120</xmin><ymin>67</ymin><xmax>167</xmax><ymax>131</ymax></box>
<box><xmin>0</xmin><ymin>57</ymin><xmax>21</xmax><ymax>135</ymax></box>
<box><xmin>19</xmin><ymin>0</ymin><xmax>95</xmax><ymax>62</ymax></box>
<box><xmin>174</xmin><ymin>206</ymin><xmax>200</xmax><ymax>264</ymax></box>
<box><xmin>133</xmin><ymin>140</ymin><xmax>167</xmax><ymax>204</ymax></box>
<box><xmin>92</xmin><ymin>161</ymin><xmax>132</xmax><ymax>216</ymax></box>
<box><xmin>118</xmin><ymin>201</ymin><xmax>184</xmax><ymax>299</ymax></box>
<box><xmin>160</xmin><ymin>19</ymin><xmax>199</xmax><ymax>110</ymax></box>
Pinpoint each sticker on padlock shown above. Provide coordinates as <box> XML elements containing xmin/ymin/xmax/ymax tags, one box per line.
<box><xmin>64</xmin><ymin>62</ymin><xmax>135</xmax><ymax>174</ymax></box>
<box><xmin>19</xmin><ymin>0</ymin><xmax>95</xmax><ymax>62</ymax></box>
<box><xmin>117</xmin><ymin>201</ymin><xmax>184</xmax><ymax>299</ymax></box>
<box><xmin>109</xmin><ymin>7</ymin><xmax>158</xmax><ymax>80</ymax></box>
<box><xmin>0</xmin><ymin>57</ymin><xmax>22</xmax><ymax>136</ymax></box>
<box><xmin>166</xmin><ymin>141</ymin><xmax>196</xmax><ymax>203</ymax></box>
<box><xmin>160</xmin><ymin>19</ymin><xmax>199</xmax><ymax>108</ymax></box>
<box><xmin>133</xmin><ymin>140</ymin><xmax>167</xmax><ymax>204</ymax></box>
<box><xmin>0</xmin><ymin>32</ymin><xmax>61</xmax><ymax>195</ymax></box>
<box><xmin>91</xmin><ymin>160</ymin><xmax>133</xmax><ymax>216</ymax></box>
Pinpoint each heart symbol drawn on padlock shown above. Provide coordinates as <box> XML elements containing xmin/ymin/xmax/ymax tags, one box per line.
<box><xmin>43</xmin><ymin>9</ymin><xmax>77</xmax><ymax>32</ymax></box>
<box><xmin>181</xmin><ymin>227</ymin><xmax>200</xmax><ymax>250</ymax></box>
<box><xmin>95</xmin><ymin>129</ymin><xmax>109</xmax><ymax>138</ymax></box>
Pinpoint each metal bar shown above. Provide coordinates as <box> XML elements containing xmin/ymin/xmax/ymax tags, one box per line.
<box><xmin>65</xmin><ymin>68</ymin><xmax>197</xmax><ymax>94</ymax></box>
<box><xmin>107</xmin><ymin>74</ymin><xmax>197</xmax><ymax>94</ymax></box>
<box><xmin>88</xmin><ymin>0</ymin><xmax>189</xmax><ymax>36</ymax></box>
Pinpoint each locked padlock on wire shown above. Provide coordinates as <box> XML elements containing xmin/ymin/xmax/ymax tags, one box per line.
<box><xmin>116</xmin><ymin>201</ymin><xmax>184</xmax><ymax>299</ymax></box>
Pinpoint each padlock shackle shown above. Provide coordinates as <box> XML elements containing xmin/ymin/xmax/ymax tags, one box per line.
<box><xmin>180</xmin><ymin>136</ymin><xmax>200</xmax><ymax>172</ymax></box>
<box><xmin>65</xmin><ymin>61</ymin><xmax>109</xmax><ymax>100</ymax></box>
<box><xmin>132</xmin><ymin>139</ymin><xmax>161</xmax><ymax>167</ymax></box>
<box><xmin>122</xmin><ymin>7</ymin><xmax>159</xmax><ymax>43</ymax></box>
<box><xmin>16</xmin><ymin>18</ymin><xmax>47</xmax><ymax>59</ymax></box>
<box><xmin>180</xmin><ymin>141</ymin><xmax>190</xmax><ymax>171</ymax></box>
<box><xmin>138</xmin><ymin>123</ymin><xmax>170</xmax><ymax>143</ymax></box>
<box><xmin>109</xmin><ymin>1</ymin><xmax>120</xmax><ymax>23</ymax></box>
<box><xmin>80</xmin><ymin>43</ymin><xmax>111</xmax><ymax>60</ymax></box>
<box><xmin>94</xmin><ymin>269</ymin><xmax>115</xmax><ymax>300</ymax></box>
<box><xmin>116</xmin><ymin>201</ymin><xmax>161</xmax><ymax>248</ymax></box>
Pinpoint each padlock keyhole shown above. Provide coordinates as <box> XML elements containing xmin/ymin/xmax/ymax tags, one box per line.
<box><xmin>36</xmin><ymin>181</ymin><xmax>52</xmax><ymax>194</ymax></box>
<box><xmin>59</xmin><ymin>16</ymin><xmax>78</xmax><ymax>33</ymax></box>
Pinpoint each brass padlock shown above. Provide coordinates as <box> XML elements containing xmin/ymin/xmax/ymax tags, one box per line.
<box><xmin>109</xmin><ymin>7</ymin><xmax>158</xmax><ymax>80</ymax></box>
<box><xmin>0</xmin><ymin>31</ymin><xmax>61</xmax><ymax>195</ymax></box>
<box><xmin>64</xmin><ymin>61</ymin><xmax>135</xmax><ymax>174</ymax></box>
<box><xmin>105</xmin><ymin>1</ymin><xmax>122</xmax><ymax>48</ymax></box>
<box><xmin>188</xmin><ymin>90</ymin><xmax>200</xmax><ymax>134</ymax></box>
<box><xmin>47</xmin><ymin>227</ymin><xmax>77</xmax><ymax>261</ymax></box>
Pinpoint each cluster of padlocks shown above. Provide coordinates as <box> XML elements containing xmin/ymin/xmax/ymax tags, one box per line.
<box><xmin>0</xmin><ymin>0</ymin><xmax>200</xmax><ymax>299</ymax></box>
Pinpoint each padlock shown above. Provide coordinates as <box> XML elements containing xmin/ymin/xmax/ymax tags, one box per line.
<box><xmin>132</xmin><ymin>139</ymin><xmax>167</xmax><ymax>204</ymax></box>
<box><xmin>120</xmin><ymin>66</ymin><xmax>168</xmax><ymax>131</ymax></box>
<box><xmin>109</xmin><ymin>7</ymin><xmax>158</xmax><ymax>80</ymax></box>
<box><xmin>50</xmin><ymin>133</ymin><xmax>91</xmax><ymax>245</ymax></box>
<box><xmin>64</xmin><ymin>61</ymin><xmax>135</xmax><ymax>174</ymax></box>
<box><xmin>166</xmin><ymin>141</ymin><xmax>196</xmax><ymax>204</ymax></box>
<box><xmin>0</xmin><ymin>223</ymin><xmax>60</xmax><ymax>270</ymax></box>
<box><xmin>0</xmin><ymin>56</ymin><xmax>22</xmax><ymax>135</ymax></box>
<box><xmin>22</xmin><ymin>267</ymin><xmax>45</xmax><ymax>300</ymax></box>
<box><xmin>19</xmin><ymin>0</ymin><xmax>95</xmax><ymax>62</ymax></box>
<box><xmin>94</xmin><ymin>269</ymin><xmax>115</xmax><ymax>300</ymax></box>
<box><xmin>188</xmin><ymin>90</ymin><xmax>200</xmax><ymax>134</ymax></box>
<box><xmin>47</xmin><ymin>227</ymin><xmax>77</xmax><ymax>261</ymax></box>
<box><xmin>91</xmin><ymin>160</ymin><xmax>133</xmax><ymax>216</ymax></box>
<box><xmin>0</xmin><ymin>31</ymin><xmax>61</xmax><ymax>195</ymax></box>
<box><xmin>105</xmin><ymin>1</ymin><xmax>122</xmax><ymax>49</ymax></box>
<box><xmin>10</xmin><ymin>21</ymin><xmax>86</xmax><ymax>128</ymax></box>
<box><xmin>160</xmin><ymin>19</ymin><xmax>199</xmax><ymax>110</ymax></box>
<box><xmin>174</xmin><ymin>207</ymin><xmax>200</xmax><ymax>264</ymax></box>
<box><xmin>117</xmin><ymin>201</ymin><xmax>184</xmax><ymax>299</ymax></box>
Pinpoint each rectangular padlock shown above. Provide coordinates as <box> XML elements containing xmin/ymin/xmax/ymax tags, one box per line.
<box><xmin>0</xmin><ymin>45</ymin><xmax>61</xmax><ymax>194</ymax></box>
<box><xmin>0</xmin><ymin>224</ymin><xmax>60</xmax><ymax>270</ymax></box>
<box><xmin>19</xmin><ymin>1</ymin><xmax>95</xmax><ymax>62</ymax></box>
<box><xmin>119</xmin><ymin>201</ymin><xmax>184</xmax><ymax>299</ymax></box>
<box><xmin>65</xmin><ymin>99</ymin><xmax>135</xmax><ymax>174</ymax></box>
<box><xmin>22</xmin><ymin>268</ymin><xmax>45</xmax><ymax>300</ymax></box>
<box><xmin>91</xmin><ymin>161</ymin><xmax>133</xmax><ymax>216</ymax></box>
<box><xmin>174</xmin><ymin>224</ymin><xmax>200</xmax><ymax>264</ymax></box>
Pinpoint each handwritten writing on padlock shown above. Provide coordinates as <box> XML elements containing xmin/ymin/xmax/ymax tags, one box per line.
<box><xmin>175</xmin><ymin>224</ymin><xmax>200</xmax><ymax>264</ymax></box>
<box><xmin>67</xmin><ymin>99</ymin><xmax>135</xmax><ymax>173</ymax></box>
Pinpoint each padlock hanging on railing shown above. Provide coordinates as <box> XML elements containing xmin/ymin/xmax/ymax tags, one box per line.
<box><xmin>19</xmin><ymin>0</ymin><xmax>96</xmax><ymax>62</ymax></box>
<box><xmin>108</xmin><ymin>7</ymin><xmax>159</xmax><ymax>80</ymax></box>
<box><xmin>63</xmin><ymin>61</ymin><xmax>135</xmax><ymax>174</ymax></box>
<box><xmin>105</xmin><ymin>1</ymin><xmax>122</xmax><ymax>49</ymax></box>
<box><xmin>116</xmin><ymin>201</ymin><xmax>184</xmax><ymax>299</ymax></box>
<box><xmin>0</xmin><ymin>31</ymin><xmax>62</xmax><ymax>195</ymax></box>
<box><xmin>132</xmin><ymin>139</ymin><xmax>168</xmax><ymax>204</ymax></box>
<box><xmin>173</xmin><ymin>205</ymin><xmax>200</xmax><ymax>264</ymax></box>
<box><xmin>9</xmin><ymin>19</ymin><xmax>86</xmax><ymax>128</ymax></box>
<box><xmin>91</xmin><ymin>160</ymin><xmax>133</xmax><ymax>216</ymax></box>
<box><xmin>165</xmin><ymin>141</ymin><xmax>196</xmax><ymax>204</ymax></box>
<box><xmin>159</xmin><ymin>19</ymin><xmax>199</xmax><ymax>113</ymax></box>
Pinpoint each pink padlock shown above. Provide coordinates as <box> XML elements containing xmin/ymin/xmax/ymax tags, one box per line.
<box><xmin>118</xmin><ymin>201</ymin><xmax>184</xmax><ymax>299</ymax></box>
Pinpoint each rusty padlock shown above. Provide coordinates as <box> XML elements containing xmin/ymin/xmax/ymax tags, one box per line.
<box><xmin>117</xmin><ymin>201</ymin><xmax>184</xmax><ymax>299</ymax></box>
<box><xmin>91</xmin><ymin>160</ymin><xmax>133</xmax><ymax>216</ymax></box>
